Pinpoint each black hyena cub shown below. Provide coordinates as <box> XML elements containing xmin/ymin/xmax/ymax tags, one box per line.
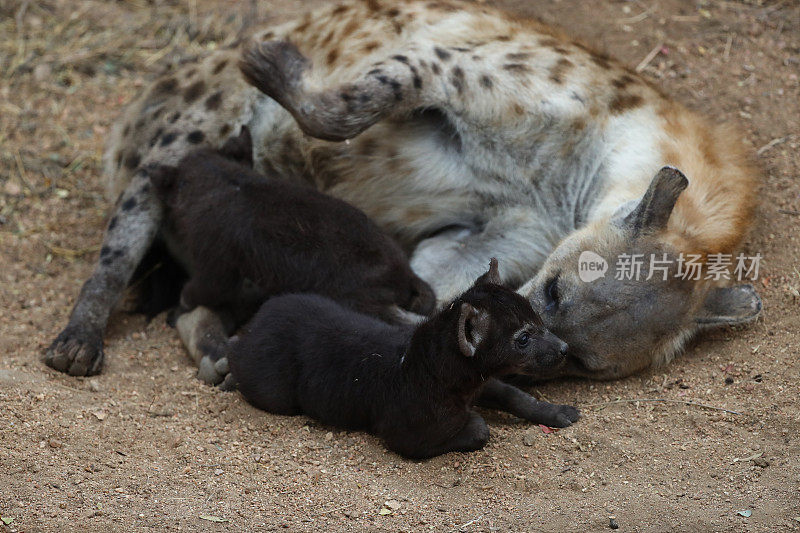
<box><xmin>229</xmin><ymin>260</ymin><xmax>579</xmax><ymax>460</ymax></box>
<box><xmin>146</xmin><ymin>126</ymin><xmax>435</xmax><ymax>324</ymax></box>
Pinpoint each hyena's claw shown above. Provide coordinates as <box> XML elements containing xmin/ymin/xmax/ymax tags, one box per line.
<box><xmin>44</xmin><ymin>326</ymin><xmax>105</xmax><ymax>376</ymax></box>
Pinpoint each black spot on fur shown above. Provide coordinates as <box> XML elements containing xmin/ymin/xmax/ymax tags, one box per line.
<box><xmin>122</xmin><ymin>124</ymin><xmax>131</xmax><ymax>136</ymax></box>
<box><xmin>205</xmin><ymin>91</ymin><xmax>223</xmax><ymax>110</ymax></box>
<box><xmin>100</xmin><ymin>246</ymin><xmax>111</xmax><ymax>257</ymax></box>
<box><xmin>389</xmin><ymin>79</ymin><xmax>403</xmax><ymax>101</ymax></box>
<box><xmin>392</xmin><ymin>54</ymin><xmax>409</xmax><ymax>64</ymax></box>
<box><xmin>450</xmin><ymin>66</ymin><xmax>465</xmax><ymax>94</ymax></box>
<box><xmin>612</xmin><ymin>74</ymin><xmax>637</xmax><ymax>89</ymax></box>
<box><xmin>609</xmin><ymin>92</ymin><xmax>644</xmax><ymax>114</ymax></box>
<box><xmin>183</xmin><ymin>80</ymin><xmax>206</xmax><ymax>103</ymax></box>
<box><xmin>431</xmin><ymin>62</ymin><xmax>441</xmax><ymax>75</ymax></box>
<box><xmin>219</xmin><ymin>124</ymin><xmax>232</xmax><ymax>137</ymax></box>
<box><xmin>153</xmin><ymin>77</ymin><xmax>178</xmax><ymax>95</ymax></box>
<box><xmin>108</xmin><ymin>216</ymin><xmax>118</xmax><ymax>231</ymax></box>
<box><xmin>549</xmin><ymin>57</ymin><xmax>574</xmax><ymax>84</ymax></box>
<box><xmin>160</xmin><ymin>132</ymin><xmax>177</xmax><ymax>147</ymax></box>
<box><xmin>149</xmin><ymin>127</ymin><xmax>165</xmax><ymax>147</ymax></box>
<box><xmin>122</xmin><ymin>197</ymin><xmax>137</xmax><ymax>211</ymax></box>
<box><xmin>123</xmin><ymin>152</ymin><xmax>141</xmax><ymax>170</ymax></box>
<box><xmin>212</xmin><ymin>59</ymin><xmax>229</xmax><ymax>74</ymax></box>
<box><xmin>367</xmin><ymin>68</ymin><xmax>382</xmax><ymax>76</ymax></box>
<box><xmin>590</xmin><ymin>52</ymin><xmax>612</xmax><ymax>70</ymax></box>
<box><xmin>480</xmin><ymin>75</ymin><xmax>494</xmax><ymax>89</ymax></box>
<box><xmin>506</xmin><ymin>52</ymin><xmax>531</xmax><ymax>61</ymax></box>
<box><xmin>434</xmin><ymin>47</ymin><xmax>451</xmax><ymax>61</ymax></box>
<box><xmin>187</xmin><ymin>130</ymin><xmax>205</xmax><ymax>144</ymax></box>
<box><xmin>503</xmin><ymin>63</ymin><xmax>531</xmax><ymax>74</ymax></box>
<box><xmin>168</xmin><ymin>112</ymin><xmax>181</xmax><ymax>123</ymax></box>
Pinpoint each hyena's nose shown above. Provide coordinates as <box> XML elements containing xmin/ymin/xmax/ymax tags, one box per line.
<box><xmin>559</xmin><ymin>341</ymin><xmax>569</xmax><ymax>355</ymax></box>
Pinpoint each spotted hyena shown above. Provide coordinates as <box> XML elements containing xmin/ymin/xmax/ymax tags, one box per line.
<box><xmin>45</xmin><ymin>0</ymin><xmax>761</xmax><ymax>382</ymax></box>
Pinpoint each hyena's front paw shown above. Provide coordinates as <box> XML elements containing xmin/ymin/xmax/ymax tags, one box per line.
<box><xmin>44</xmin><ymin>326</ymin><xmax>104</xmax><ymax>376</ymax></box>
<box><xmin>532</xmin><ymin>403</ymin><xmax>581</xmax><ymax>428</ymax></box>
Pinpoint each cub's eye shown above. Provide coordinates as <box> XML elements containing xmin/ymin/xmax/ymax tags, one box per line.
<box><xmin>515</xmin><ymin>332</ymin><xmax>531</xmax><ymax>348</ymax></box>
<box><xmin>544</xmin><ymin>275</ymin><xmax>560</xmax><ymax>312</ymax></box>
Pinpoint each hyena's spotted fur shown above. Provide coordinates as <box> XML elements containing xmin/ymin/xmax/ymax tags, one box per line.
<box><xmin>47</xmin><ymin>0</ymin><xmax>760</xmax><ymax>381</ymax></box>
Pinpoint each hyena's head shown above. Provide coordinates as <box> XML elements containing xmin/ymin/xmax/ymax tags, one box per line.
<box><xmin>520</xmin><ymin>167</ymin><xmax>762</xmax><ymax>380</ymax></box>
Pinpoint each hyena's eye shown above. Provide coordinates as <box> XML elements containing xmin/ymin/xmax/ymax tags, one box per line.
<box><xmin>544</xmin><ymin>275</ymin><xmax>560</xmax><ymax>312</ymax></box>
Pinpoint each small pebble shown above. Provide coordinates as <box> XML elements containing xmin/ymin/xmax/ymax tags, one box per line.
<box><xmin>523</xmin><ymin>429</ymin><xmax>537</xmax><ymax>446</ymax></box>
<box><xmin>609</xmin><ymin>516</ymin><xmax>619</xmax><ymax>529</ymax></box>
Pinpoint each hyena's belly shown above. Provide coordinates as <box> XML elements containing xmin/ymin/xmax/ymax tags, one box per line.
<box><xmin>252</xmin><ymin>100</ymin><xmax>489</xmax><ymax>246</ymax></box>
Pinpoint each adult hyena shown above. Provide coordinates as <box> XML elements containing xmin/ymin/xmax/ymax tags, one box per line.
<box><xmin>45</xmin><ymin>0</ymin><xmax>761</xmax><ymax>381</ymax></box>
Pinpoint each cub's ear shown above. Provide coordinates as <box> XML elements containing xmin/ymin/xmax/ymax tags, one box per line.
<box><xmin>144</xmin><ymin>164</ymin><xmax>180</xmax><ymax>199</ymax></box>
<box><xmin>457</xmin><ymin>302</ymin><xmax>492</xmax><ymax>357</ymax></box>
<box><xmin>474</xmin><ymin>257</ymin><xmax>502</xmax><ymax>287</ymax></box>
<box><xmin>695</xmin><ymin>285</ymin><xmax>762</xmax><ymax>326</ymax></box>
<box><xmin>624</xmin><ymin>166</ymin><xmax>689</xmax><ymax>234</ymax></box>
<box><xmin>218</xmin><ymin>125</ymin><xmax>254</xmax><ymax>167</ymax></box>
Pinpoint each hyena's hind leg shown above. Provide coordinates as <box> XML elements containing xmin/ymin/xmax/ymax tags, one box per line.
<box><xmin>240</xmin><ymin>40</ymin><xmax>445</xmax><ymax>142</ymax></box>
<box><xmin>45</xmin><ymin>171</ymin><xmax>162</xmax><ymax>376</ymax></box>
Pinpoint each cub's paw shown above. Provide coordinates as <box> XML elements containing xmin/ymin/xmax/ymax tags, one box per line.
<box><xmin>44</xmin><ymin>326</ymin><xmax>104</xmax><ymax>376</ymax></box>
<box><xmin>534</xmin><ymin>403</ymin><xmax>581</xmax><ymax>428</ymax></box>
<box><xmin>197</xmin><ymin>355</ymin><xmax>236</xmax><ymax>391</ymax></box>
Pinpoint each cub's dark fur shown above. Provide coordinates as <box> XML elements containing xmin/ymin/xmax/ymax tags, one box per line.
<box><xmin>229</xmin><ymin>260</ymin><xmax>579</xmax><ymax>460</ymax></box>
<box><xmin>147</xmin><ymin>127</ymin><xmax>435</xmax><ymax>323</ymax></box>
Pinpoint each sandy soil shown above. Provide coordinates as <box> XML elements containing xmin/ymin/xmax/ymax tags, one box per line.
<box><xmin>1</xmin><ymin>0</ymin><xmax>798</xmax><ymax>531</ymax></box>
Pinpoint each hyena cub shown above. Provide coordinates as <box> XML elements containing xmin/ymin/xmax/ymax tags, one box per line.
<box><xmin>229</xmin><ymin>260</ymin><xmax>579</xmax><ymax>460</ymax></box>
<box><xmin>147</xmin><ymin>126</ymin><xmax>435</xmax><ymax>325</ymax></box>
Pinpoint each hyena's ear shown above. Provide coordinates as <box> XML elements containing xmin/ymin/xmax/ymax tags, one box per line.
<box><xmin>624</xmin><ymin>167</ymin><xmax>689</xmax><ymax>234</ymax></box>
<box><xmin>695</xmin><ymin>285</ymin><xmax>762</xmax><ymax>326</ymax></box>
<box><xmin>218</xmin><ymin>125</ymin><xmax>254</xmax><ymax>167</ymax></box>
<box><xmin>457</xmin><ymin>303</ymin><xmax>491</xmax><ymax>357</ymax></box>
<box><xmin>474</xmin><ymin>257</ymin><xmax>502</xmax><ymax>286</ymax></box>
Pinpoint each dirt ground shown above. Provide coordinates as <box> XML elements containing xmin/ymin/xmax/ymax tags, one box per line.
<box><xmin>1</xmin><ymin>0</ymin><xmax>798</xmax><ymax>531</ymax></box>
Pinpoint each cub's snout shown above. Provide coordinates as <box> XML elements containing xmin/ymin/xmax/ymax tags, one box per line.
<box><xmin>524</xmin><ymin>329</ymin><xmax>568</xmax><ymax>371</ymax></box>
